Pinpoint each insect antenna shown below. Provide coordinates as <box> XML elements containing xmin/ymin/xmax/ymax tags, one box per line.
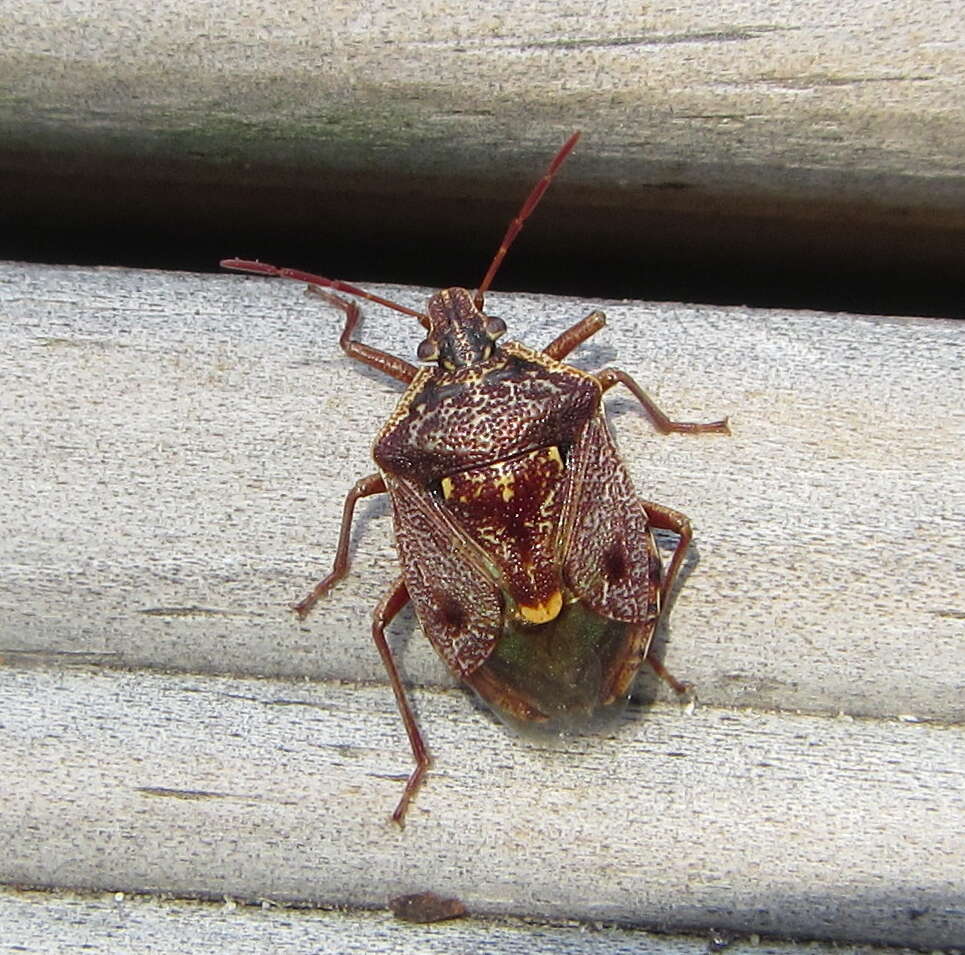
<box><xmin>220</xmin><ymin>259</ymin><xmax>431</xmax><ymax>329</ymax></box>
<box><xmin>473</xmin><ymin>130</ymin><xmax>581</xmax><ymax>310</ymax></box>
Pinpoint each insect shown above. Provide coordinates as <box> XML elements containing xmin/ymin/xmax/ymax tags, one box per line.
<box><xmin>222</xmin><ymin>132</ymin><xmax>729</xmax><ymax>824</ymax></box>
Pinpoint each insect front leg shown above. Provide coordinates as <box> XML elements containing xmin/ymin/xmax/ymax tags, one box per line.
<box><xmin>371</xmin><ymin>574</ymin><xmax>431</xmax><ymax>826</ymax></box>
<box><xmin>294</xmin><ymin>472</ymin><xmax>387</xmax><ymax>619</ymax></box>
<box><xmin>306</xmin><ymin>286</ymin><xmax>418</xmax><ymax>384</ymax></box>
<box><xmin>542</xmin><ymin>310</ymin><xmax>607</xmax><ymax>361</ymax></box>
<box><xmin>597</xmin><ymin>367</ymin><xmax>730</xmax><ymax>435</ymax></box>
<box><xmin>222</xmin><ymin>259</ymin><xmax>424</xmax><ymax>383</ymax></box>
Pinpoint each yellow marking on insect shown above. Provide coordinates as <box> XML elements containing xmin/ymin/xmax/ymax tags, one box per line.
<box><xmin>519</xmin><ymin>590</ymin><xmax>563</xmax><ymax>624</ymax></box>
<box><xmin>441</xmin><ymin>477</ymin><xmax>454</xmax><ymax>499</ymax></box>
<box><xmin>547</xmin><ymin>446</ymin><xmax>563</xmax><ymax>467</ymax></box>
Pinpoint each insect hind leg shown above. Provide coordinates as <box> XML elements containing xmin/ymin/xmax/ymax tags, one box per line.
<box><xmin>642</xmin><ymin>500</ymin><xmax>698</xmax><ymax>700</ymax></box>
<box><xmin>371</xmin><ymin>574</ymin><xmax>432</xmax><ymax>826</ymax></box>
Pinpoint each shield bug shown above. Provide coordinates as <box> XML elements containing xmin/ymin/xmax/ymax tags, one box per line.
<box><xmin>222</xmin><ymin>132</ymin><xmax>729</xmax><ymax>824</ymax></box>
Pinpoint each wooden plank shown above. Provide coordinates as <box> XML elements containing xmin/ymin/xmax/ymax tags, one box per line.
<box><xmin>0</xmin><ymin>667</ymin><xmax>961</xmax><ymax>950</ymax></box>
<box><xmin>1</xmin><ymin>0</ymin><xmax>962</xmax><ymax>214</ymax></box>
<box><xmin>0</xmin><ymin>886</ymin><xmax>918</xmax><ymax>955</ymax></box>
<box><xmin>0</xmin><ymin>262</ymin><xmax>960</xmax><ymax>723</ymax></box>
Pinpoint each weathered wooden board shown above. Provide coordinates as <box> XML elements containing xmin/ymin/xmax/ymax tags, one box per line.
<box><xmin>1</xmin><ymin>0</ymin><xmax>963</xmax><ymax>217</ymax></box>
<box><xmin>2</xmin><ymin>1</ymin><xmax>962</xmax><ymax>947</ymax></box>
<box><xmin>0</xmin><ymin>886</ymin><xmax>925</xmax><ymax>955</ymax></box>
<box><xmin>1</xmin><ymin>263</ymin><xmax>961</xmax><ymax>722</ymax></box>
<box><xmin>0</xmin><ymin>262</ymin><xmax>962</xmax><ymax>951</ymax></box>
<box><xmin>1</xmin><ymin>667</ymin><xmax>961</xmax><ymax>950</ymax></box>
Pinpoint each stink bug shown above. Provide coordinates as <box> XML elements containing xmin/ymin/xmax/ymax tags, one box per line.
<box><xmin>222</xmin><ymin>132</ymin><xmax>729</xmax><ymax>824</ymax></box>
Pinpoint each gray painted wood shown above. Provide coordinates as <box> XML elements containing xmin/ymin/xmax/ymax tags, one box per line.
<box><xmin>0</xmin><ymin>262</ymin><xmax>962</xmax><ymax>951</ymax></box>
<box><xmin>1</xmin><ymin>668</ymin><xmax>961</xmax><ymax>950</ymax></box>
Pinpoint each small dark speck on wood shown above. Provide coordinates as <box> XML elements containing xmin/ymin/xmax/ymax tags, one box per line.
<box><xmin>388</xmin><ymin>891</ymin><xmax>467</xmax><ymax>923</ymax></box>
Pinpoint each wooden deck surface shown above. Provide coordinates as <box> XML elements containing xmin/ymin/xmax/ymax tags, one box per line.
<box><xmin>1</xmin><ymin>3</ymin><xmax>963</xmax><ymax>950</ymax></box>
<box><xmin>0</xmin><ymin>262</ymin><xmax>961</xmax><ymax>951</ymax></box>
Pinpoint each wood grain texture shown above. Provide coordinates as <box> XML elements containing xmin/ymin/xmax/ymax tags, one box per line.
<box><xmin>1</xmin><ymin>668</ymin><xmax>961</xmax><ymax>950</ymax></box>
<box><xmin>0</xmin><ymin>0</ymin><xmax>962</xmax><ymax>213</ymax></box>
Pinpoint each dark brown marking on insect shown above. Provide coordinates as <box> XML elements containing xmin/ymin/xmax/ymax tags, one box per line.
<box><xmin>435</xmin><ymin>593</ymin><xmax>467</xmax><ymax>631</ymax></box>
<box><xmin>602</xmin><ymin>540</ymin><xmax>628</xmax><ymax>583</ymax></box>
<box><xmin>417</xmin><ymin>379</ymin><xmax>469</xmax><ymax>409</ymax></box>
<box><xmin>480</xmin><ymin>358</ymin><xmax>530</xmax><ymax>386</ymax></box>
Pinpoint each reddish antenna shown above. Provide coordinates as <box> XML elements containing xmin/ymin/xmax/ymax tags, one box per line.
<box><xmin>219</xmin><ymin>259</ymin><xmax>431</xmax><ymax>329</ymax></box>
<box><xmin>474</xmin><ymin>131</ymin><xmax>581</xmax><ymax>309</ymax></box>
<box><xmin>222</xmin><ymin>132</ymin><xmax>581</xmax><ymax>324</ymax></box>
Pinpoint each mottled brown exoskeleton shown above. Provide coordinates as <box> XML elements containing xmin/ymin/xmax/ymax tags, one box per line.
<box><xmin>222</xmin><ymin>132</ymin><xmax>729</xmax><ymax>824</ymax></box>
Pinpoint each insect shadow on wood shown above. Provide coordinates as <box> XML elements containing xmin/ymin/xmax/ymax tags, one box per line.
<box><xmin>222</xmin><ymin>131</ymin><xmax>730</xmax><ymax>824</ymax></box>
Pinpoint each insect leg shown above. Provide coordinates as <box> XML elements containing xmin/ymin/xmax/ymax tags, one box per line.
<box><xmin>641</xmin><ymin>501</ymin><xmax>697</xmax><ymax>698</ymax></box>
<box><xmin>644</xmin><ymin>654</ymin><xmax>692</xmax><ymax>698</ymax></box>
<box><xmin>371</xmin><ymin>574</ymin><xmax>431</xmax><ymax>825</ymax></box>
<box><xmin>306</xmin><ymin>287</ymin><xmax>418</xmax><ymax>384</ymax></box>
<box><xmin>597</xmin><ymin>368</ymin><xmax>730</xmax><ymax>435</ymax></box>
<box><xmin>542</xmin><ymin>310</ymin><xmax>607</xmax><ymax>361</ymax></box>
<box><xmin>294</xmin><ymin>472</ymin><xmax>387</xmax><ymax>619</ymax></box>
<box><xmin>643</xmin><ymin>500</ymin><xmax>693</xmax><ymax>613</ymax></box>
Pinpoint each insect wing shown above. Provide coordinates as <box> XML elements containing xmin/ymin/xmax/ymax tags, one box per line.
<box><xmin>561</xmin><ymin>415</ymin><xmax>661</xmax><ymax>624</ymax></box>
<box><xmin>385</xmin><ymin>474</ymin><xmax>503</xmax><ymax>677</ymax></box>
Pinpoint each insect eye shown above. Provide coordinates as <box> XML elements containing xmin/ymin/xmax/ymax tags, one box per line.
<box><xmin>417</xmin><ymin>338</ymin><xmax>439</xmax><ymax>362</ymax></box>
<box><xmin>485</xmin><ymin>316</ymin><xmax>506</xmax><ymax>339</ymax></box>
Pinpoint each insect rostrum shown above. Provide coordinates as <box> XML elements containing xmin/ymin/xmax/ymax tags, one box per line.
<box><xmin>222</xmin><ymin>132</ymin><xmax>729</xmax><ymax>824</ymax></box>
